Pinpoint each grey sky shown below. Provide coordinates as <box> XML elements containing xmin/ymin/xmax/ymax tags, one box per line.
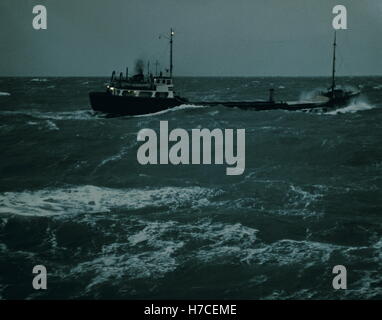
<box><xmin>1</xmin><ymin>0</ymin><xmax>381</xmax><ymax>76</ymax></box>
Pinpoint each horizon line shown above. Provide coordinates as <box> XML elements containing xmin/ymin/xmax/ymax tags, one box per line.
<box><xmin>1</xmin><ymin>74</ymin><xmax>382</xmax><ymax>78</ymax></box>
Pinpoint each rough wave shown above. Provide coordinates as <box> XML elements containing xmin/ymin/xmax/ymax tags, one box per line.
<box><xmin>45</xmin><ymin>120</ymin><xmax>59</xmax><ymax>131</ymax></box>
<box><xmin>30</xmin><ymin>78</ymin><xmax>48</xmax><ymax>82</ymax></box>
<box><xmin>326</xmin><ymin>101</ymin><xmax>375</xmax><ymax>115</ymax></box>
<box><xmin>1</xmin><ymin>76</ymin><xmax>381</xmax><ymax>300</ymax></box>
<box><xmin>0</xmin><ymin>109</ymin><xmax>96</xmax><ymax>120</ymax></box>
<box><xmin>0</xmin><ymin>185</ymin><xmax>219</xmax><ymax>217</ymax></box>
<box><xmin>133</xmin><ymin>104</ymin><xmax>207</xmax><ymax>117</ymax></box>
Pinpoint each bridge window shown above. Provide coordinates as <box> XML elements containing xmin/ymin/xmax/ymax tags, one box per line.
<box><xmin>122</xmin><ymin>90</ymin><xmax>135</xmax><ymax>96</ymax></box>
<box><xmin>139</xmin><ymin>91</ymin><xmax>153</xmax><ymax>98</ymax></box>
<box><xmin>155</xmin><ymin>92</ymin><xmax>168</xmax><ymax>98</ymax></box>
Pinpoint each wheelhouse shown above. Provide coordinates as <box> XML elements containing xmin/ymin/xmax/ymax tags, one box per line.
<box><xmin>106</xmin><ymin>75</ymin><xmax>175</xmax><ymax>99</ymax></box>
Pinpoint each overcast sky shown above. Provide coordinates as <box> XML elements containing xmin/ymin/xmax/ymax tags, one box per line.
<box><xmin>1</xmin><ymin>0</ymin><xmax>381</xmax><ymax>76</ymax></box>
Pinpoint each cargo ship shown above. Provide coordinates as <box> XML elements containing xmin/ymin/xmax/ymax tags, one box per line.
<box><xmin>89</xmin><ymin>30</ymin><xmax>360</xmax><ymax>116</ymax></box>
<box><xmin>89</xmin><ymin>29</ymin><xmax>187</xmax><ymax>116</ymax></box>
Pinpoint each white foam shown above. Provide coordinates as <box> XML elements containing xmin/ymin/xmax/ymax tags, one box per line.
<box><xmin>299</xmin><ymin>88</ymin><xmax>325</xmax><ymax>101</ymax></box>
<box><xmin>289</xmin><ymin>185</ymin><xmax>323</xmax><ymax>208</ymax></box>
<box><xmin>29</xmin><ymin>214</ymin><xmax>381</xmax><ymax>297</ymax></box>
<box><xmin>343</xmin><ymin>270</ymin><xmax>382</xmax><ymax>299</ymax></box>
<box><xmin>209</xmin><ymin>110</ymin><xmax>220</xmax><ymax>116</ymax></box>
<box><xmin>241</xmin><ymin>239</ymin><xmax>339</xmax><ymax>266</ymax></box>
<box><xmin>69</xmin><ymin>220</ymin><xmax>185</xmax><ymax>290</ymax></box>
<box><xmin>98</xmin><ymin>146</ymin><xmax>129</xmax><ymax>167</ymax></box>
<box><xmin>30</xmin><ymin>78</ymin><xmax>48</xmax><ymax>82</ymax></box>
<box><xmin>326</xmin><ymin>101</ymin><xmax>375</xmax><ymax>115</ymax></box>
<box><xmin>46</xmin><ymin>120</ymin><xmax>59</xmax><ymax>131</ymax></box>
<box><xmin>0</xmin><ymin>110</ymin><xmax>95</xmax><ymax>121</ymax></box>
<box><xmin>71</xmin><ymin>240</ymin><xmax>183</xmax><ymax>292</ymax></box>
<box><xmin>133</xmin><ymin>104</ymin><xmax>206</xmax><ymax>118</ymax></box>
<box><xmin>110</xmin><ymin>219</ymin><xmax>342</xmax><ymax>269</ymax></box>
<box><xmin>194</xmin><ymin>222</ymin><xmax>259</xmax><ymax>261</ymax></box>
<box><xmin>68</xmin><ymin>219</ymin><xmax>259</xmax><ymax>290</ymax></box>
<box><xmin>0</xmin><ymin>185</ymin><xmax>218</xmax><ymax>217</ymax></box>
<box><xmin>38</xmin><ymin>110</ymin><xmax>95</xmax><ymax>120</ymax></box>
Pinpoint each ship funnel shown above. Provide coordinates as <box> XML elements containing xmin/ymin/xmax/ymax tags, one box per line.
<box><xmin>269</xmin><ymin>88</ymin><xmax>275</xmax><ymax>103</ymax></box>
<box><xmin>134</xmin><ymin>59</ymin><xmax>144</xmax><ymax>75</ymax></box>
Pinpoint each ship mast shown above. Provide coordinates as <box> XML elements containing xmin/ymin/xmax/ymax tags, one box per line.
<box><xmin>331</xmin><ymin>31</ymin><xmax>337</xmax><ymax>98</ymax></box>
<box><xmin>155</xmin><ymin>60</ymin><xmax>159</xmax><ymax>76</ymax></box>
<box><xmin>170</xmin><ymin>28</ymin><xmax>174</xmax><ymax>78</ymax></box>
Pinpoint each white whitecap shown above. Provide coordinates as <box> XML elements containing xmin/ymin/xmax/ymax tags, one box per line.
<box><xmin>30</xmin><ymin>78</ymin><xmax>48</xmax><ymax>82</ymax></box>
<box><xmin>46</xmin><ymin>120</ymin><xmax>59</xmax><ymax>131</ymax></box>
<box><xmin>0</xmin><ymin>185</ymin><xmax>218</xmax><ymax>217</ymax></box>
<box><xmin>326</xmin><ymin>101</ymin><xmax>375</xmax><ymax>115</ymax></box>
<box><xmin>133</xmin><ymin>104</ymin><xmax>207</xmax><ymax>118</ymax></box>
<box><xmin>0</xmin><ymin>110</ymin><xmax>95</xmax><ymax>121</ymax></box>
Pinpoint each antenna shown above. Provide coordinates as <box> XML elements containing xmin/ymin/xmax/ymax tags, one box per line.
<box><xmin>170</xmin><ymin>28</ymin><xmax>174</xmax><ymax>78</ymax></box>
<box><xmin>331</xmin><ymin>31</ymin><xmax>337</xmax><ymax>98</ymax></box>
<box><xmin>155</xmin><ymin>60</ymin><xmax>159</xmax><ymax>76</ymax></box>
<box><xmin>159</xmin><ymin>28</ymin><xmax>175</xmax><ymax>78</ymax></box>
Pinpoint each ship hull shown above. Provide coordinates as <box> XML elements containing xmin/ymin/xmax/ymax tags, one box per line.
<box><xmin>323</xmin><ymin>91</ymin><xmax>360</xmax><ymax>107</ymax></box>
<box><xmin>89</xmin><ymin>92</ymin><xmax>185</xmax><ymax>116</ymax></box>
<box><xmin>192</xmin><ymin>92</ymin><xmax>359</xmax><ymax>112</ymax></box>
<box><xmin>194</xmin><ymin>100</ymin><xmax>325</xmax><ymax>111</ymax></box>
<box><xmin>194</xmin><ymin>101</ymin><xmax>288</xmax><ymax>110</ymax></box>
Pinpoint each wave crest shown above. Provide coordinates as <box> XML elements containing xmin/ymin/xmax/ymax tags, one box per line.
<box><xmin>326</xmin><ymin>101</ymin><xmax>375</xmax><ymax>115</ymax></box>
<box><xmin>0</xmin><ymin>185</ymin><xmax>219</xmax><ymax>217</ymax></box>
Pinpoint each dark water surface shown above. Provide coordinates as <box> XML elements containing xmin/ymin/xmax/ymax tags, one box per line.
<box><xmin>0</xmin><ymin>77</ymin><xmax>381</xmax><ymax>299</ymax></box>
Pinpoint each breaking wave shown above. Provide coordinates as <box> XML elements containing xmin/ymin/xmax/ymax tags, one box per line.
<box><xmin>0</xmin><ymin>109</ymin><xmax>96</xmax><ymax>120</ymax></box>
<box><xmin>30</xmin><ymin>78</ymin><xmax>48</xmax><ymax>82</ymax></box>
<box><xmin>0</xmin><ymin>185</ymin><xmax>220</xmax><ymax>217</ymax></box>
<box><xmin>133</xmin><ymin>104</ymin><xmax>207</xmax><ymax>117</ymax></box>
<box><xmin>45</xmin><ymin>120</ymin><xmax>59</xmax><ymax>131</ymax></box>
<box><xmin>299</xmin><ymin>88</ymin><xmax>326</xmax><ymax>101</ymax></box>
<box><xmin>326</xmin><ymin>101</ymin><xmax>375</xmax><ymax>115</ymax></box>
<box><xmin>50</xmin><ymin>217</ymin><xmax>382</xmax><ymax>298</ymax></box>
<box><xmin>1</xmin><ymin>76</ymin><xmax>381</xmax><ymax>300</ymax></box>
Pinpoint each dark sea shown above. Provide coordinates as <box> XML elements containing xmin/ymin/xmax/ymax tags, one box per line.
<box><xmin>0</xmin><ymin>76</ymin><xmax>381</xmax><ymax>300</ymax></box>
